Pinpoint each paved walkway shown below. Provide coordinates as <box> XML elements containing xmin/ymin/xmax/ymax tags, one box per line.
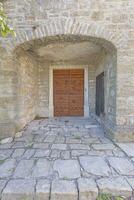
<box><xmin>0</xmin><ymin>117</ymin><xmax>134</xmax><ymax>200</ymax></box>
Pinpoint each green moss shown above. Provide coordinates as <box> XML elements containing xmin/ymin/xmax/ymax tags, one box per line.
<box><xmin>74</xmin><ymin>136</ymin><xmax>81</xmax><ymax>139</ymax></box>
<box><xmin>97</xmin><ymin>194</ymin><xmax>124</xmax><ymax>200</ymax></box>
<box><xmin>0</xmin><ymin>160</ymin><xmax>5</xmax><ymax>165</ymax></box>
<box><xmin>21</xmin><ymin>198</ymin><xmax>28</xmax><ymax>200</ymax></box>
<box><xmin>115</xmin><ymin>197</ymin><xmax>124</xmax><ymax>200</ymax></box>
<box><xmin>25</xmin><ymin>142</ymin><xmax>34</xmax><ymax>149</ymax></box>
<box><xmin>97</xmin><ymin>193</ymin><xmax>112</xmax><ymax>200</ymax></box>
<box><xmin>63</xmin><ymin>176</ymin><xmax>68</xmax><ymax>180</ymax></box>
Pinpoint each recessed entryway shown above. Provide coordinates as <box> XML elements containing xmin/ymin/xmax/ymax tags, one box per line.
<box><xmin>53</xmin><ymin>69</ymin><xmax>84</xmax><ymax>117</ymax></box>
<box><xmin>11</xmin><ymin>34</ymin><xmax>118</xmax><ymax>141</ymax></box>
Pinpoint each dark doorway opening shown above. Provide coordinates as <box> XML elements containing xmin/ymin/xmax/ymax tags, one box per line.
<box><xmin>96</xmin><ymin>72</ymin><xmax>105</xmax><ymax>116</ymax></box>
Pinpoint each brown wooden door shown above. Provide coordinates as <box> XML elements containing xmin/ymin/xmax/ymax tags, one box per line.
<box><xmin>53</xmin><ymin>69</ymin><xmax>84</xmax><ymax>117</ymax></box>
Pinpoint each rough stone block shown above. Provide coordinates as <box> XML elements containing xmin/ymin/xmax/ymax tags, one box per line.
<box><xmin>12</xmin><ymin>148</ymin><xmax>25</xmax><ymax>158</ymax></box>
<box><xmin>108</xmin><ymin>157</ymin><xmax>134</xmax><ymax>176</ymax></box>
<box><xmin>0</xmin><ymin>180</ymin><xmax>7</xmax><ymax>193</ymax></box>
<box><xmin>34</xmin><ymin>149</ymin><xmax>50</xmax><ymax>158</ymax></box>
<box><xmin>78</xmin><ymin>178</ymin><xmax>98</xmax><ymax>200</ymax></box>
<box><xmin>36</xmin><ymin>179</ymin><xmax>50</xmax><ymax>200</ymax></box>
<box><xmin>97</xmin><ymin>177</ymin><xmax>132</xmax><ymax>198</ymax></box>
<box><xmin>22</xmin><ymin>149</ymin><xmax>35</xmax><ymax>159</ymax></box>
<box><xmin>0</xmin><ymin>137</ymin><xmax>13</xmax><ymax>144</ymax></box>
<box><xmin>117</xmin><ymin>143</ymin><xmax>134</xmax><ymax>157</ymax></box>
<box><xmin>127</xmin><ymin>178</ymin><xmax>134</xmax><ymax>190</ymax></box>
<box><xmin>69</xmin><ymin>144</ymin><xmax>90</xmax><ymax>150</ymax></box>
<box><xmin>0</xmin><ymin>159</ymin><xmax>16</xmax><ymax>178</ymax></box>
<box><xmin>13</xmin><ymin>159</ymin><xmax>34</xmax><ymax>178</ymax></box>
<box><xmin>33</xmin><ymin>143</ymin><xmax>50</xmax><ymax>149</ymax></box>
<box><xmin>53</xmin><ymin>159</ymin><xmax>81</xmax><ymax>179</ymax></box>
<box><xmin>51</xmin><ymin>144</ymin><xmax>67</xmax><ymax>150</ymax></box>
<box><xmin>32</xmin><ymin>159</ymin><xmax>53</xmax><ymax>178</ymax></box>
<box><xmin>0</xmin><ymin>149</ymin><xmax>13</xmax><ymax>160</ymax></box>
<box><xmin>51</xmin><ymin>180</ymin><xmax>78</xmax><ymax>200</ymax></box>
<box><xmin>92</xmin><ymin>143</ymin><xmax>115</xmax><ymax>150</ymax></box>
<box><xmin>2</xmin><ymin>179</ymin><xmax>35</xmax><ymax>200</ymax></box>
<box><xmin>79</xmin><ymin>156</ymin><xmax>111</xmax><ymax>176</ymax></box>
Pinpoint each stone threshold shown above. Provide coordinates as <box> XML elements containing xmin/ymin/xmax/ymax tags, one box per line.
<box><xmin>1</xmin><ymin>177</ymin><xmax>134</xmax><ymax>200</ymax></box>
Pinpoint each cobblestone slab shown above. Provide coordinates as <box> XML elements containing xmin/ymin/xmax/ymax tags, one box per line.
<box><xmin>0</xmin><ymin>143</ymin><xmax>13</xmax><ymax>149</ymax></box>
<box><xmin>81</xmin><ymin>137</ymin><xmax>100</xmax><ymax>144</ymax></box>
<box><xmin>34</xmin><ymin>149</ymin><xmax>50</xmax><ymax>158</ymax></box>
<box><xmin>13</xmin><ymin>159</ymin><xmax>34</xmax><ymax>178</ymax></box>
<box><xmin>50</xmin><ymin>150</ymin><xmax>61</xmax><ymax>159</ymax></box>
<box><xmin>53</xmin><ymin>159</ymin><xmax>81</xmax><ymax>179</ymax></box>
<box><xmin>33</xmin><ymin>143</ymin><xmax>50</xmax><ymax>149</ymax></box>
<box><xmin>0</xmin><ymin>149</ymin><xmax>13</xmax><ymax>160</ymax></box>
<box><xmin>2</xmin><ymin>179</ymin><xmax>35</xmax><ymax>200</ymax></box>
<box><xmin>0</xmin><ymin>180</ymin><xmax>7</xmax><ymax>193</ymax></box>
<box><xmin>72</xmin><ymin>149</ymin><xmax>88</xmax><ymax>157</ymax></box>
<box><xmin>22</xmin><ymin>149</ymin><xmax>35</xmax><ymax>159</ymax></box>
<box><xmin>0</xmin><ymin>118</ymin><xmax>134</xmax><ymax>199</ymax></box>
<box><xmin>52</xmin><ymin>144</ymin><xmax>67</xmax><ymax>150</ymax></box>
<box><xmin>0</xmin><ymin>137</ymin><xmax>13</xmax><ymax>144</ymax></box>
<box><xmin>117</xmin><ymin>143</ymin><xmax>134</xmax><ymax>157</ymax></box>
<box><xmin>108</xmin><ymin>157</ymin><xmax>134</xmax><ymax>176</ymax></box>
<box><xmin>78</xmin><ymin>178</ymin><xmax>98</xmax><ymax>200</ymax></box>
<box><xmin>12</xmin><ymin>148</ymin><xmax>25</xmax><ymax>158</ymax></box>
<box><xmin>32</xmin><ymin>159</ymin><xmax>53</xmax><ymax>178</ymax></box>
<box><xmin>97</xmin><ymin>177</ymin><xmax>132</xmax><ymax>197</ymax></box>
<box><xmin>0</xmin><ymin>159</ymin><xmax>16</xmax><ymax>178</ymax></box>
<box><xmin>12</xmin><ymin>142</ymin><xmax>26</xmax><ymax>149</ymax></box>
<box><xmin>51</xmin><ymin>180</ymin><xmax>78</xmax><ymax>200</ymax></box>
<box><xmin>126</xmin><ymin>178</ymin><xmax>134</xmax><ymax>190</ymax></box>
<box><xmin>60</xmin><ymin>151</ymin><xmax>70</xmax><ymax>159</ymax></box>
<box><xmin>92</xmin><ymin>143</ymin><xmax>115</xmax><ymax>150</ymax></box>
<box><xmin>36</xmin><ymin>179</ymin><xmax>50</xmax><ymax>200</ymax></box>
<box><xmin>79</xmin><ymin>156</ymin><xmax>111</xmax><ymax>176</ymax></box>
<box><xmin>69</xmin><ymin>144</ymin><xmax>90</xmax><ymax>150</ymax></box>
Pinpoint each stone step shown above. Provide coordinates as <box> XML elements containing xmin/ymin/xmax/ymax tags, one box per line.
<box><xmin>1</xmin><ymin>177</ymin><xmax>133</xmax><ymax>200</ymax></box>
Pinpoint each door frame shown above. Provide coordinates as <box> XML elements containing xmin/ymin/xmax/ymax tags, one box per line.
<box><xmin>49</xmin><ymin>65</ymin><xmax>89</xmax><ymax>117</ymax></box>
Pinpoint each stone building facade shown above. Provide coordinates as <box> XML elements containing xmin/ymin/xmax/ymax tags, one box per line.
<box><xmin>0</xmin><ymin>0</ymin><xmax>134</xmax><ymax>141</ymax></box>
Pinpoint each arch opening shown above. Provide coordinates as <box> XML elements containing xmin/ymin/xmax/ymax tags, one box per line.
<box><xmin>12</xmin><ymin>35</ymin><xmax>117</xmax><ymax>139</ymax></box>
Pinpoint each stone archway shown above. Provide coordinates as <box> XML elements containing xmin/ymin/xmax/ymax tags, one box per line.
<box><xmin>3</xmin><ymin>19</ymin><xmax>122</xmax><ymax>52</ymax></box>
<box><xmin>11</xmin><ymin>33</ymin><xmax>117</xmax><ymax>140</ymax></box>
<box><xmin>0</xmin><ymin>19</ymin><xmax>122</xmax><ymax>140</ymax></box>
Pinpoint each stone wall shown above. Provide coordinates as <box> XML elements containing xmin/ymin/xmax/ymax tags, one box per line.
<box><xmin>15</xmin><ymin>50</ymin><xmax>38</xmax><ymax>131</ymax></box>
<box><xmin>88</xmin><ymin>51</ymin><xmax>117</xmax><ymax>137</ymax></box>
<box><xmin>0</xmin><ymin>0</ymin><xmax>133</xmax><ymax>141</ymax></box>
<box><xmin>0</xmin><ymin>49</ymin><xmax>17</xmax><ymax>139</ymax></box>
<box><xmin>88</xmin><ymin>65</ymin><xmax>95</xmax><ymax>114</ymax></box>
<box><xmin>94</xmin><ymin>52</ymin><xmax>117</xmax><ymax>140</ymax></box>
<box><xmin>37</xmin><ymin>64</ymin><xmax>49</xmax><ymax>118</ymax></box>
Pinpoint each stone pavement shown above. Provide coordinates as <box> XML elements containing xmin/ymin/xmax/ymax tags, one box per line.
<box><xmin>0</xmin><ymin>117</ymin><xmax>134</xmax><ymax>200</ymax></box>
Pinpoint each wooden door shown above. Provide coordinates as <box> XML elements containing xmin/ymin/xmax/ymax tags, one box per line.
<box><xmin>53</xmin><ymin>69</ymin><xmax>84</xmax><ymax>117</ymax></box>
